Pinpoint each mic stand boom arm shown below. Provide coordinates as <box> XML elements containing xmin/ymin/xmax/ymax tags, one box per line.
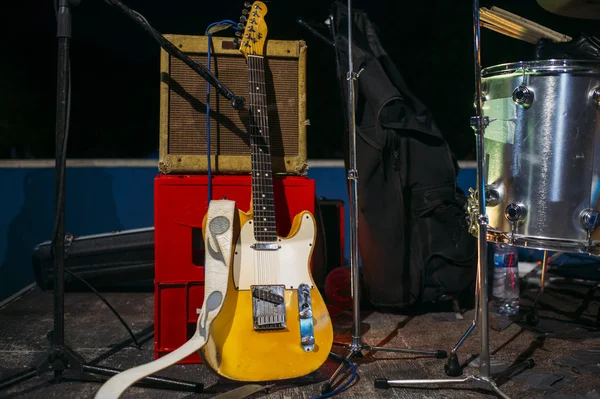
<box><xmin>103</xmin><ymin>0</ymin><xmax>245</xmax><ymax>110</ymax></box>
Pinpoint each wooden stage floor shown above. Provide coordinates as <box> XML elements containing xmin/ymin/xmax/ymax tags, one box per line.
<box><xmin>0</xmin><ymin>278</ymin><xmax>599</xmax><ymax>398</ymax></box>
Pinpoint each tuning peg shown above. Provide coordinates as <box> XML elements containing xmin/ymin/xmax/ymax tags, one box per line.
<box><xmin>239</xmin><ymin>15</ymin><xmax>247</xmax><ymax>23</ymax></box>
<box><xmin>237</xmin><ymin>22</ymin><xmax>246</xmax><ymax>30</ymax></box>
<box><xmin>233</xmin><ymin>37</ymin><xmax>240</xmax><ymax>48</ymax></box>
<box><xmin>242</xmin><ymin>9</ymin><xmax>249</xmax><ymax>15</ymax></box>
<box><xmin>235</xmin><ymin>30</ymin><xmax>243</xmax><ymax>37</ymax></box>
<box><xmin>244</xmin><ymin>1</ymin><xmax>252</xmax><ymax>8</ymax></box>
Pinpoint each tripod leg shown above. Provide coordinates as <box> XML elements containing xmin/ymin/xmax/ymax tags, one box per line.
<box><xmin>83</xmin><ymin>365</ymin><xmax>203</xmax><ymax>392</ymax></box>
<box><xmin>0</xmin><ymin>368</ymin><xmax>38</xmax><ymax>391</ymax></box>
<box><xmin>488</xmin><ymin>379</ymin><xmax>511</xmax><ymax>399</ymax></box>
<box><xmin>445</xmin><ymin>259</ymin><xmax>481</xmax><ymax>377</ymax></box>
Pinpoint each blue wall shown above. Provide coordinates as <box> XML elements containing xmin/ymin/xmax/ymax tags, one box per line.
<box><xmin>0</xmin><ymin>162</ymin><xmax>477</xmax><ymax>302</ymax></box>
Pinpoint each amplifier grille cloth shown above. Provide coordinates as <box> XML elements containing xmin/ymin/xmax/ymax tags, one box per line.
<box><xmin>168</xmin><ymin>55</ymin><xmax>299</xmax><ymax>157</ymax></box>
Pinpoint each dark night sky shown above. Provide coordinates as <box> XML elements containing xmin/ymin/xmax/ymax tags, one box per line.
<box><xmin>2</xmin><ymin>0</ymin><xmax>600</xmax><ymax>160</ymax></box>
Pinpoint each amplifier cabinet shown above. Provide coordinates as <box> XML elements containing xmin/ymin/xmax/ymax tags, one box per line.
<box><xmin>159</xmin><ymin>35</ymin><xmax>308</xmax><ymax>175</ymax></box>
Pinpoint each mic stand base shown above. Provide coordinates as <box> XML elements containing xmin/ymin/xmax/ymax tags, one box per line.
<box><xmin>321</xmin><ymin>338</ymin><xmax>447</xmax><ymax>394</ymax></box>
<box><xmin>0</xmin><ymin>337</ymin><xmax>203</xmax><ymax>393</ymax></box>
<box><xmin>321</xmin><ymin>1</ymin><xmax>448</xmax><ymax>394</ymax></box>
<box><xmin>375</xmin><ymin>376</ymin><xmax>509</xmax><ymax>399</ymax></box>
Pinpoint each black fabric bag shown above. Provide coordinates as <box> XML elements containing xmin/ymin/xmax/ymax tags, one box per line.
<box><xmin>331</xmin><ymin>3</ymin><xmax>477</xmax><ymax>309</ymax></box>
<box><xmin>536</xmin><ymin>33</ymin><xmax>600</xmax><ymax>60</ymax></box>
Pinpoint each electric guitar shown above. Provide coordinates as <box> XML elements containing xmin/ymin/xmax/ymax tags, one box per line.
<box><xmin>199</xmin><ymin>1</ymin><xmax>334</xmax><ymax>382</ymax></box>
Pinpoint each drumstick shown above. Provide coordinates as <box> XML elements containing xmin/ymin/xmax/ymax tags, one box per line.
<box><xmin>480</xmin><ymin>17</ymin><xmax>542</xmax><ymax>44</ymax></box>
<box><xmin>490</xmin><ymin>6</ymin><xmax>571</xmax><ymax>42</ymax></box>
<box><xmin>480</xmin><ymin>21</ymin><xmax>539</xmax><ymax>44</ymax></box>
<box><xmin>480</xmin><ymin>9</ymin><xmax>543</xmax><ymax>42</ymax></box>
<box><xmin>480</xmin><ymin>8</ymin><xmax>538</xmax><ymax>37</ymax></box>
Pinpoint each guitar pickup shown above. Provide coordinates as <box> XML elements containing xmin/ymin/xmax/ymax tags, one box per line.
<box><xmin>251</xmin><ymin>243</ymin><xmax>280</xmax><ymax>251</ymax></box>
<box><xmin>252</xmin><ymin>287</ymin><xmax>284</xmax><ymax>305</ymax></box>
<box><xmin>252</xmin><ymin>285</ymin><xmax>286</xmax><ymax>331</ymax></box>
<box><xmin>297</xmin><ymin>284</ymin><xmax>315</xmax><ymax>352</ymax></box>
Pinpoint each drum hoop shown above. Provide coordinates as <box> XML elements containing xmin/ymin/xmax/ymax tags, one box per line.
<box><xmin>486</xmin><ymin>229</ymin><xmax>600</xmax><ymax>256</ymax></box>
<box><xmin>482</xmin><ymin>59</ymin><xmax>600</xmax><ymax>77</ymax></box>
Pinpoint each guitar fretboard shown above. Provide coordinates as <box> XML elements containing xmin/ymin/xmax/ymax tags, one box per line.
<box><xmin>248</xmin><ymin>55</ymin><xmax>277</xmax><ymax>242</ymax></box>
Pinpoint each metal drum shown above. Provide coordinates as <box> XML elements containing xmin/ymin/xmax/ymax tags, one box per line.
<box><xmin>477</xmin><ymin>59</ymin><xmax>600</xmax><ymax>255</ymax></box>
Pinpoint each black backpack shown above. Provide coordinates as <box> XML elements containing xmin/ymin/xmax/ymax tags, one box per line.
<box><xmin>331</xmin><ymin>3</ymin><xmax>477</xmax><ymax>309</ymax></box>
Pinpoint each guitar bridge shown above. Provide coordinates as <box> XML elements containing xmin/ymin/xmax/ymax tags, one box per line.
<box><xmin>252</xmin><ymin>285</ymin><xmax>286</xmax><ymax>330</ymax></box>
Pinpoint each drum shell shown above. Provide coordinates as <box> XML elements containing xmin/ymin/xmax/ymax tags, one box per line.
<box><xmin>481</xmin><ymin>60</ymin><xmax>600</xmax><ymax>252</ymax></box>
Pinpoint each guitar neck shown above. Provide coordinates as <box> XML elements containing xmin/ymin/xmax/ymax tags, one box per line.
<box><xmin>248</xmin><ymin>55</ymin><xmax>277</xmax><ymax>242</ymax></box>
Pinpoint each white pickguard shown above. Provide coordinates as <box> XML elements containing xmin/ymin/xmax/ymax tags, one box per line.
<box><xmin>232</xmin><ymin>213</ymin><xmax>315</xmax><ymax>290</ymax></box>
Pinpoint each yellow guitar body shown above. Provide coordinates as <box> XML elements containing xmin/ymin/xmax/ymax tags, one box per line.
<box><xmin>199</xmin><ymin>208</ymin><xmax>334</xmax><ymax>381</ymax></box>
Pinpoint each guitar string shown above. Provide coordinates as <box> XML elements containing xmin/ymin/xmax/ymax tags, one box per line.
<box><xmin>257</xmin><ymin>56</ymin><xmax>276</xmax><ymax>287</ymax></box>
<box><xmin>258</xmin><ymin>56</ymin><xmax>279</xmax><ymax>289</ymax></box>
<box><xmin>258</xmin><ymin>55</ymin><xmax>273</xmax><ymax>315</ymax></box>
<box><xmin>251</xmin><ymin>54</ymin><xmax>282</xmax><ymax>321</ymax></box>
<box><xmin>249</xmin><ymin>55</ymin><xmax>260</xmax><ymax>292</ymax></box>
<box><xmin>250</xmin><ymin>55</ymin><xmax>264</xmax><ymax>289</ymax></box>
<box><xmin>250</xmin><ymin>55</ymin><xmax>265</xmax><ymax>321</ymax></box>
<box><xmin>251</xmin><ymin>55</ymin><xmax>264</xmax><ymax>285</ymax></box>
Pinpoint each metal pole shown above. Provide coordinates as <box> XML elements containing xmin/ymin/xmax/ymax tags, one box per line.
<box><xmin>323</xmin><ymin>1</ymin><xmax>452</xmax><ymax>393</ymax></box>
<box><xmin>471</xmin><ymin>0</ymin><xmax>491</xmax><ymax>379</ymax></box>
<box><xmin>53</xmin><ymin>0</ymin><xmax>72</xmax><ymax>353</ymax></box>
<box><xmin>345</xmin><ymin>0</ymin><xmax>362</xmax><ymax>349</ymax></box>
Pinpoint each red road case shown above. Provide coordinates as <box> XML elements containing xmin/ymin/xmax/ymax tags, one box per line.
<box><xmin>153</xmin><ymin>174</ymin><xmax>315</xmax><ymax>363</ymax></box>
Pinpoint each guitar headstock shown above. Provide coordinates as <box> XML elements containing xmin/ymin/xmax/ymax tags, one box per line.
<box><xmin>234</xmin><ymin>1</ymin><xmax>268</xmax><ymax>58</ymax></box>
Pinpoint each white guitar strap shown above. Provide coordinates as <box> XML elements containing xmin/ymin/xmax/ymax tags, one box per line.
<box><xmin>94</xmin><ymin>199</ymin><xmax>236</xmax><ymax>399</ymax></box>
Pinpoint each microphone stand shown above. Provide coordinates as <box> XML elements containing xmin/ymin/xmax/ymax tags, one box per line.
<box><xmin>0</xmin><ymin>0</ymin><xmax>214</xmax><ymax>393</ymax></box>
<box><xmin>301</xmin><ymin>2</ymin><xmax>448</xmax><ymax>395</ymax></box>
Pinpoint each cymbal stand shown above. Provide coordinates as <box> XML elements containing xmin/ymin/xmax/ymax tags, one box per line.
<box><xmin>372</xmin><ymin>0</ymin><xmax>533</xmax><ymax>397</ymax></box>
<box><xmin>321</xmin><ymin>0</ymin><xmax>448</xmax><ymax>394</ymax></box>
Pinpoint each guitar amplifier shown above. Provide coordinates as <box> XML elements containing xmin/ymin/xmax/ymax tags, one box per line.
<box><xmin>158</xmin><ymin>34</ymin><xmax>308</xmax><ymax>175</ymax></box>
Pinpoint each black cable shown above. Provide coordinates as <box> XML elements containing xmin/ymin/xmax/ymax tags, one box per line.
<box><xmin>296</xmin><ymin>17</ymin><xmax>335</xmax><ymax>47</ymax></box>
<box><xmin>65</xmin><ymin>269</ymin><xmax>142</xmax><ymax>349</ymax></box>
<box><xmin>101</xmin><ymin>0</ymin><xmax>245</xmax><ymax>109</ymax></box>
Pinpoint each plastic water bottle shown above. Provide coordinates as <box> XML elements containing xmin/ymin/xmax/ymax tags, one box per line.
<box><xmin>492</xmin><ymin>244</ymin><xmax>520</xmax><ymax>316</ymax></box>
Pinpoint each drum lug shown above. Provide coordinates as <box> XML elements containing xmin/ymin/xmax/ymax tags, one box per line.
<box><xmin>512</xmin><ymin>84</ymin><xmax>534</xmax><ymax>108</ymax></box>
<box><xmin>505</xmin><ymin>202</ymin><xmax>527</xmax><ymax>223</ymax></box>
<box><xmin>579</xmin><ymin>209</ymin><xmax>600</xmax><ymax>231</ymax></box>
<box><xmin>592</xmin><ymin>87</ymin><xmax>600</xmax><ymax>108</ymax></box>
<box><xmin>484</xmin><ymin>185</ymin><xmax>501</xmax><ymax>207</ymax></box>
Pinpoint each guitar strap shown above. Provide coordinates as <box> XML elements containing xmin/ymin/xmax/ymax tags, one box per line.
<box><xmin>94</xmin><ymin>199</ymin><xmax>237</xmax><ymax>399</ymax></box>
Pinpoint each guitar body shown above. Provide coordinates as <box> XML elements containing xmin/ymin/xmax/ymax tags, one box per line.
<box><xmin>199</xmin><ymin>208</ymin><xmax>333</xmax><ymax>381</ymax></box>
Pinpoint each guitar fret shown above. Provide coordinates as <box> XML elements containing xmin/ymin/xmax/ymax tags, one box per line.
<box><xmin>248</xmin><ymin>54</ymin><xmax>277</xmax><ymax>242</ymax></box>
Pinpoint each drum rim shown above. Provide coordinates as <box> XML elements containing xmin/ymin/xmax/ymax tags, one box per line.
<box><xmin>486</xmin><ymin>228</ymin><xmax>600</xmax><ymax>255</ymax></box>
<box><xmin>482</xmin><ymin>59</ymin><xmax>600</xmax><ymax>77</ymax></box>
